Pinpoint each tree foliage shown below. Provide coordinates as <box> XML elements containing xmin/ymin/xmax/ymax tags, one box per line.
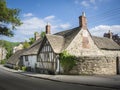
<box><xmin>0</xmin><ymin>0</ymin><xmax>22</xmax><ymax>37</ymax></box>
<box><xmin>29</xmin><ymin>37</ymin><xmax>35</xmax><ymax>45</ymax></box>
<box><xmin>23</xmin><ymin>31</ymin><xmax>46</xmax><ymax>49</ymax></box>
<box><xmin>23</xmin><ymin>40</ymin><xmax>30</xmax><ymax>49</ymax></box>
<box><xmin>40</xmin><ymin>31</ymin><xmax>45</xmax><ymax>38</ymax></box>
<box><xmin>0</xmin><ymin>40</ymin><xmax>19</xmax><ymax>59</ymax></box>
<box><xmin>28</xmin><ymin>31</ymin><xmax>45</xmax><ymax>45</ymax></box>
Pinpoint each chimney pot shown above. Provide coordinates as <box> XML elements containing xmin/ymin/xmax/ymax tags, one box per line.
<box><xmin>79</xmin><ymin>12</ymin><xmax>87</xmax><ymax>30</ymax></box>
<box><xmin>82</xmin><ymin>12</ymin><xmax>86</xmax><ymax>17</ymax></box>
<box><xmin>108</xmin><ymin>30</ymin><xmax>112</xmax><ymax>39</ymax></box>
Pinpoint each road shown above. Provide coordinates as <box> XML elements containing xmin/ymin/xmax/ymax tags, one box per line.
<box><xmin>0</xmin><ymin>68</ymin><xmax>116</xmax><ymax>90</ymax></box>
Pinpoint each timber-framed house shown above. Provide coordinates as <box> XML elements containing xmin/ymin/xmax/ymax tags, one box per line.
<box><xmin>21</xmin><ymin>12</ymin><xmax>120</xmax><ymax>75</ymax></box>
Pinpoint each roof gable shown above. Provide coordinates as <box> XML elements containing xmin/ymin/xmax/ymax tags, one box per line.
<box><xmin>46</xmin><ymin>34</ymin><xmax>64</xmax><ymax>53</ymax></box>
<box><xmin>55</xmin><ymin>27</ymin><xmax>81</xmax><ymax>49</ymax></box>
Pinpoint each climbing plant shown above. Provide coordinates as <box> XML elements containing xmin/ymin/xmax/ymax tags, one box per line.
<box><xmin>59</xmin><ymin>51</ymin><xmax>77</xmax><ymax>74</ymax></box>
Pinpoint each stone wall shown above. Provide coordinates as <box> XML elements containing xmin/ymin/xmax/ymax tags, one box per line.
<box><xmin>69</xmin><ymin>56</ymin><xmax>117</xmax><ymax>75</ymax></box>
<box><xmin>101</xmin><ymin>50</ymin><xmax>120</xmax><ymax>57</ymax></box>
<box><xmin>66</xmin><ymin>29</ymin><xmax>103</xmax><ymax>56</ymax></box>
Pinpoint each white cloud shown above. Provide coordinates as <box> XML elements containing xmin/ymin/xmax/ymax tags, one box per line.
<box><xmin>90</xmin><ymin>25</ymin><xmax>120</xmax><ymax>37</ymax></box>
<box><xmin>1</xmin><ymin>15</ymin><xmax>71</xmax><ymax>42</ymax></box>
<box><xmin>18</xmin><ymin>17</ymin><xmax>45</xmax><ymax>32</ymax></box>
<box><xmin>90</xmin><ymin>0</ymin><xmax>96</xmax><ymax>4</ymax></box>
<box><xmin>44</xmin><ymin>15</ymin><xmax>55</xmax><ymax>20</ymax></box>
<box><xmin>60</xmin><ymin>23</ymin><xmax>70</xmax><ymax>29</ymax></box>
<box><xmin>81</xmin><ymin>1</ymin><xmax>90</xmax><ymax>7</ymax></box>
<box><xmin>16</xmin><ymin>17</ymin><xmax>45</xmax><ymax>37</ymax></box>
<box><xmin>23</xmin><ymin>13</ymin><xmax>33</xmax><ymax>17</ymax></box>
<box><xmin>75</xmin><ymin>0</ymin><xmax>99</xmax><ymax>9</ymax></box>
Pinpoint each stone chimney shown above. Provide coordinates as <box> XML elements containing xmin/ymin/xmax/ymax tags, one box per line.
<box><xmin>104</xmin><ymin>30</ymin><xmax>113</xmax><ymax>39</ymax></box>
<box><xmin>34</xmin><ymin>32</ymin><xmax>40</xmax><ymax>40</ymax></box>
<box><xmin>79</xmin><ymin>12</ymin><xmax>87</xmax><ymax>30</ymax></box>
<box><xmin>46</xmin><ymin>23</ymin><xmax>51</xmax><ymax>34</ymax></box>
<box><xmin>108</xmin><ymin>30</ymin><xmax>113</xmax><ymax>39</ymax></box>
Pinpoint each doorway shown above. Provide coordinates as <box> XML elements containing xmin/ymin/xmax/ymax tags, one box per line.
<box><xmin>116</xmin><ymin>56</ymin><xmax>120</xmax><ymax>74</ymax></box>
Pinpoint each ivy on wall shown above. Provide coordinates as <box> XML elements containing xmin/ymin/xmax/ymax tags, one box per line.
<box><xmin>59</xmin><ymin>51</ymin><xmax>77</xmax><ymax>74</ymax></box>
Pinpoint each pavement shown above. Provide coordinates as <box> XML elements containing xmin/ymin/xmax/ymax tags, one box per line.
<box><xmin>0</xmin><ymin>65</ymin><xmax>120</xmax><ymax>89</ymax></box>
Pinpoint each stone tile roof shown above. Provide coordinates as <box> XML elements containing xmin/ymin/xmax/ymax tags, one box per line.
<box><xmin>55</xmin><ymin>27</ymin><xmax>81</xmax><ymax>49</ymax></box>
<box><xmin>55</xmin><ymin>27</ymin><xmax>120</xmax><ymax>50</ymax></box>
<box><xmin>46</xmin><ymin>35</ymin><xmax>64</xmax><ymax>53</ymax></box>
<box><xmin>92</xmin><ymin>36</ymin><xmax>120</xmax><ymax>50</ymax></box>
<box><xmin>22</xmin><ymin>38</ymin><xmax>42</xmax><ymax>55</ymax></box>
<box><xmin>6</xmin><ymin>49</ymin><xmax>26</xmax><ymax>65</ymax></box>
<box><xmin>21</xmin><ymin>26</ymin><xmax>120</xmax><ymax>56</ymax></box>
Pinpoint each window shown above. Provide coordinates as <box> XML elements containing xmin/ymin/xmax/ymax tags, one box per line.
<box><xmin>25</xmin><ymin>56</ymin><xmax>28</xmax><ymax>61</ymax></box>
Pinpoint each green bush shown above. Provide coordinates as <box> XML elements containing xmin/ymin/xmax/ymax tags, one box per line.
<box><xmin>22</xmin><ymin>66</ymin><xmax>27</xmax><ymax>71</ymax></box>
<box><xmin>0</xmin><ymin>60</ymin><xmax>6</xmax><ymax>64</ymax></box>
<box><xmin>59</xmin><ymin>51</ymin><xmax>77</xmax><ymax>74</ymax></box>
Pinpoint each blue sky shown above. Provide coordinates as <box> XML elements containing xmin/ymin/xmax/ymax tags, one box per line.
<box><xmin>1</xmin><ymin>0</ymin><xmax>120</xmax><ymax>42</ymax></box>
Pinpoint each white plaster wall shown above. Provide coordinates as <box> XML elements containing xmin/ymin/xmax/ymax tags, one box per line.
<box><xmin>28</xmin><ymin>55</ymin><xmax>37</xmax><ymax>68</ymax></box>
<box><xmin>23</xmin><ymin>55</ymin><xmax>37</xmax><ymax>68</ymax></box>
<box><xmin>23</xmin><ymin>56</ymin><xmax>29</xmax><ymax>67</ymax></box>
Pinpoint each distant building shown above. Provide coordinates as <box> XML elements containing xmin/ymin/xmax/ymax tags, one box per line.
<box><xmin>104</xmin><ymin>30</ymin><xmax>120</xmax><ymax>46</ymax></box>
<box><xmin>0</xmin><ymin>47</ymin><xmax>7</xmax><ymax>61</ymax></box>
<box><xmin>13</xmin><ymin>44</ymin><xmax>23</xmax><ymax>53</ymax></box>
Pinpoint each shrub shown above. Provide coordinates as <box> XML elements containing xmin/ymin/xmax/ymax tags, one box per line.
<box><xmin>0</xmin><ymin>59</ymin><xmax>6</xmax><ymax>64</ymax></box>
<box><xmin>22</xmin><ymin>66</ymin><xmax>27</xmax><ymax>71</ymax></box>
<box><xmin>59</xmin><ymin>51</ymin><xmax>77</xmax><ymax>74</ymax></box>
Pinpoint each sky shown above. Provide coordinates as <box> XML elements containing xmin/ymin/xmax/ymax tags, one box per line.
<box><xmin>1</xmin><ymin>0</ymin><xmax>120</xmax><ymax>42</ymax></box>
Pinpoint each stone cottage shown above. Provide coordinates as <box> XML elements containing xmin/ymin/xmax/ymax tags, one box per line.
<box><xmin>21</xmin><ymin>32</ymin><xmax>42</xmax><ymax>71</ymax></box>
<box><xmin>36</xmin><ymin>12</ymin><xmax>120</xmax><ymax>75</ymax></box>
<box><xmin>5</xmin><ymin>49</ymin><xmax>26</xmax><ymax>68</ymax></box>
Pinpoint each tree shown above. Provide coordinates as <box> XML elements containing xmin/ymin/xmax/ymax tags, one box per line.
<box><xmin>40</xmin><ymin>31</ymin><xmax>45</xmax><ymax>38</ymax></box>
<box><xmin>0</xmin><ymin>40</ymin><xmax>19</xmax><ymax>59</ymax></box>
<box><xmin>24</xmin><ymin>31</ymin><xmax>45</xmax><ymax>47</ymax></box>
<box><xmin>0</xmin><ymin>0</ymin><xmax>22</xmax><ymax>37</ymax></box>
<box><xmin>23</xmin><ymin>41</ymin><xmax>30</xmax><ymax>49</ymax></box>
<box><xmin>29</xmin><ymin>37</ymin><xmax>35</xmax><ymax>45</ymax></box>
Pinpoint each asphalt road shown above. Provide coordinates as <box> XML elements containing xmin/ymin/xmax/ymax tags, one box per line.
<box><xmin>0</xmin><ymin>68</ymin><xmax>115</xmax><ymax>90</ymax></box>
